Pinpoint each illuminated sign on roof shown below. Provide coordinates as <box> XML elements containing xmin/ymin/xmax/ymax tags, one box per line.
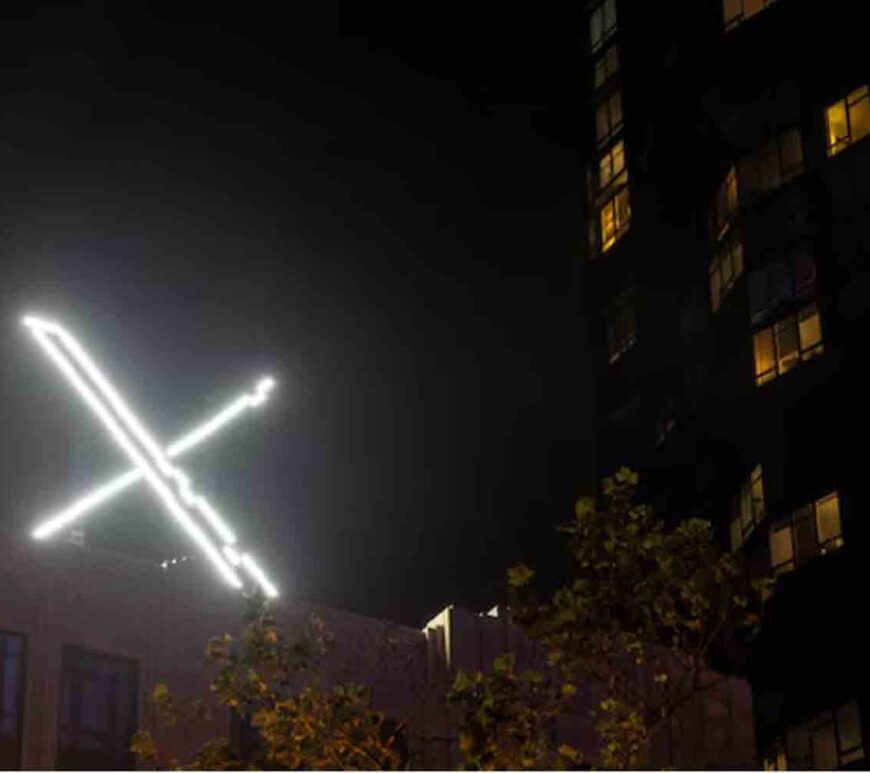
<box><xmin>23</xmin><ymin>315</ymin><xmax>278</xmax><ymax>598</ymax></box>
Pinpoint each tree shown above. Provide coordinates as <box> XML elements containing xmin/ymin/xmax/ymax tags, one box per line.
<box><xmin>131</xmin><ymin>598</ymin><xmax>405</xmax><ymax>771</ymax></box>
<box><xmin>448</xmin><ymin>468</ymin><xmax>770</xmax><ymax>769</ymax></box>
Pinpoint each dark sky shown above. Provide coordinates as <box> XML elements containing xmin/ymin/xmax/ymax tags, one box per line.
<box><xmin>0</xmin><ymin>2</ymin><xmax>592</xmax><ymax>625</ymax></box>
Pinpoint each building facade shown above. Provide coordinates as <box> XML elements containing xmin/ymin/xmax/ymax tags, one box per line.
<box><xmin>581</xmin><ymin>0</ymin><xmax>870</xmax><ymax>767</ymax></box>
<box><xmin>0</xmin><ymin>530</ymin><xmax>754</xmax><ymax>769</ymax></box>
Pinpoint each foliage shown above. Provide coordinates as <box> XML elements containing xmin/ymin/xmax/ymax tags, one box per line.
<box><xmin>449</xmin><ymin>468</ymin><xmax>770</xmax><ymax>769</ymax></box>
<box><xmin>448</xmin><ymin>653</ymin><xmax>581</xmax><ymax>770</ymax></box>
<box><xmin>131</xmin><ymin>597</ymin><xmax>404</xmax><ymax>770</ymax></box>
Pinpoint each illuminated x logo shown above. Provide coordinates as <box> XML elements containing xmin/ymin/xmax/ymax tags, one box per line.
<box><xmin>23</xmin><ymin>316</ymin><xmax>278</xmax><ymax>597</ymax></box>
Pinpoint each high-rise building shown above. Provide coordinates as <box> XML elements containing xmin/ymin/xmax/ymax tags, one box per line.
<box><xmin>582</xmin><ymin>0</ymin><xmax>870</xmax><ymax>767</ymax></box>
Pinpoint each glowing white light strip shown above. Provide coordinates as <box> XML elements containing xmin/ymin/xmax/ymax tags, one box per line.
<box><xmin>241</xmin><ymin>553</ymin><xmax>279</xmax><ymax>598</ymax></box>
<box><xmin>31</xmin><ymin>377</ymin><xmax>276</xmax><ymax>540</ymax></box>
<box><xmin>23</xmin><ymin>317</ymin><xmax>243</xmax><ymax>589</ymax></box>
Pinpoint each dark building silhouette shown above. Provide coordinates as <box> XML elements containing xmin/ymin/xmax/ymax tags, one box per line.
<box><xmin>582</xmin><ymin>0</ymin><xmax>870</xmax><ymax>767</ymax></box>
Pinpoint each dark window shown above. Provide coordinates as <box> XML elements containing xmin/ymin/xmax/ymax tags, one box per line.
<box><xmin>748</xmin><ymin>253</ymin><xmax>817</xmax><ymax>325</ymax></box>
<box><xmin>0</xmin><ymin>632</ymin><xmax>26</xmax><ymax>769</ymax></box>
<box><xmin>594</xmin><ymin>45</ymin><xmax>619</xmax><ymax>89</ymax></box>
<box><xmin>57</xmin><ymin>646</ymin><xmax>138</xmax><ymax>770</ymax></box>
<box><xmin>739</xmin><ymin>128</ymin><xmax>804</xmax><ymax>197</ymax></box>
<box><xmin>606</xmin><ymin>295</ymin><xmax>637</xmax><ymax>364</ymax></box>
<box><xmin>589</xmin><ymin>0</ymin><xmax>617</xmax><ymax>52</ymax></box>
<box><xmin>766</xmin><ymin>701</ymin><xmax>864</xmax><ymax>769</ymax></box>
<box><xmin>723</xmin><ymin>0</ymin><xmax>777</xmax><ymax>31</ymax></box>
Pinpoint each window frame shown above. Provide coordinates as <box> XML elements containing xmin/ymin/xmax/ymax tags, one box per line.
<box><xmin>709</xmin><ymin>238</ymin><xmax>744</xmax><ymax>312</ymax></box>
<box><xmin>594</xmin><ymin>44</ymin><xmax>620</xmax><ymax>89</ymax></box>
<box><xmin>596</xmin><ymin>139</ymin><xmax>628</xmax><ymax>202</ymax></box>
<box><xmin>0</xmin><ymin>631</ymin><xmax>27</xmax><ymax>771</ymax></box>
<box><xmin>713</xmin><ymin>166</ymin><xmax>739</xmax><ymax>241</ymax></box>
<box><xmin>753</xmin><ymin>303</ymin><xmax>823</xmax><ymax>386</ymax></box>
<box><xmin>599</xmin><ymin>184</ymin><xmax>631</xmax><ymax>254</ymax></box>
<box><xmin>56</xmin><ymin>645</ymin><xmax>139</xmax><ymax>771</ymax></box>
<box><xmin>723</xmin><ymin>0</ymin><xmax>777</xmax><ymax>32</ymax></box>
<box><xmin>769</xmin><ymin>491</ymin><xmax>844</xmax><ymax>575</ymax></box>
<box><xmin>730</xmin><ymin>465</ymin><xmax>765</xmax><ymax>550</ymax></box>
<box><xmin>595</xmin><ymin>90</ymin><xmax>624</xmax><ymax>149</ymax></box>
<box><xmin>826</xmin><ymin>85</ymin><xmax>870</xmax><ymax>157</ymax></box>
<box><xmin>589</xmin><ymin>0</ymin><xmax>618</xmax><ymax>53</ymax></box>
<box><xmin>766</xmin><ymin>701</ymin><xmax>864</xmax><ymax>769</ymax></box>
<box><xmin>606</xmin><ymin>293</ymin><xmax>638</xmax><ymax>364</ymax></box>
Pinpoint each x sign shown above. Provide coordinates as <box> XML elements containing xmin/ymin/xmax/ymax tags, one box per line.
<box><xmin>23</xmin><ymin>315</ymin><xmax>278</xmax><ymax>598</ymax></box>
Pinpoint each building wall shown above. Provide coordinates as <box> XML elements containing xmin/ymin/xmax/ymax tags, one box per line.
<box><xmin>581</xmin><ymin>0</ymin><xmax>870</xmax><ymax>765</ymax></box>
<box><xmin>0</xmin><ymin>531</ymin><xmax>755</xmax><ymax>769</ymax></box>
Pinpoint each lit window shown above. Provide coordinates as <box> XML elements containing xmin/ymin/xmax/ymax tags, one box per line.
<box><xmin>709</xmin><ymin>239</ymin><xmax>744</xmax><ymax>311</ymax></box>
<box><xmin>57</xmin><ymin>646</ymin><xmax>138</xmax><ymax>770</ymax></box>
<box><xmin>590</xmin><ymin>0</ymin><xmax>617</xmax><ymax>52</ymax></box>
<box><xmin>826</xmin><ymin>85</ymin><xmax>870</xmax><ymax>157</ymax></box>
<box><xmin>753</xmin><ymin>303</ymin><xmax>823</xmax><ymax>386</ymax></box>
<box><xmin>606</xmin><ymin>295</ymin><xmax>637</xmax><ymax>364</ymax></box>
<box><xmin>723</xmin><ymin>0</ymin><xmax>777</xmax><ymax>31</ymax></box>
<box><xmin>748</xmin><ymin>254</ymin><xmax>817</xmax><ymax>325</ymax></box>
<box><xmin>713</xmin><ymin>166</ymin><xmax>738</xmax><ymax>240</ymax></box>
<box><xmin>594</xmin><ymin>45</ymin><xmax>620</xmax><ymax>89</ymax></box>
<box><xmin>730</xmin><ymin>464</ymin><xmax>764</xmax><ymax>550</ymax></box>
<box><xmin>0</xmin><ymin>632</ymin><xmax>26</xmax><ymax>770</ymax></box>
<box><xmin>769</xmin><ymin>492</ymin><xmax>843</xmax><ymax>575</ymax></box>
<box><xmin>769</xmin><ymin>702</ymin><xmax>864</xmax><ymax>769</ymax></box>
<box><xmin>600</xmin><ymin>186</ymin><xmax>631</xmax><ymax>253</ymax></box>
<box><xmin>598</xmin><ymin>140</ymin><xmax>627</xmax><ymax>196</ymax></box>
<box><xmin>596</xmin><ymin>91</ymin><xmax>623</xmax><ymax>147</ymax></box>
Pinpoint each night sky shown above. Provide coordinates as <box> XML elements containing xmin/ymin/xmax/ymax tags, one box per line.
<box><xmin>0</xmin><ymin>2</ymin><xmax>592</xmax><ymax>625</ymax></box>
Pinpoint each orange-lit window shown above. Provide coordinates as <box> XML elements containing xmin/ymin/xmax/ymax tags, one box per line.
<box><xmin>730</xmin><ymin>464</ymin><xmax>764</xmax><ymax>550</ymax></box>
<box><xmin>709</xmin><ymin>239</ymin><xmax>744</xmax><ymax>311</ymax></box>
<box><xmin>598</xmin><ymin>140</ymin><xmax>627</xmax><ymax>195</ymax></box>
<box><xmin>596</xmin><ymin>91</ymin><xmax>623</xmax><ymax>147</ymax></box>
<box><xmin>599</xmin><ymin>186</ymin><xmax>631</xmax><ymax>253</ymax></box>
<box><xmin>606</xmin><ymin>295</ymin><xmax>637</xmax><ymax>364</ymax></box>
<box><xmin>769</xmin><ymin>702</ymin><xmax>863</xmax><ymax>770</ymax></box>
<box><xmin>723</xmin><ymin>0</ymin><xmax>776</xmax><ymax>31</ymax></box>
<box><xmin>826</xmin><ymin>86</ymin><xmax>870</xmax><ymax>157</ymax></box>
<box><xmin>752</xmin><ymin>303</ymin><xmax>823</xmax><ymax>386</ymax></box>
<box><xmin>713</xmin><ymin>166</ymin><xmax>738</xmax><ymax>240</ymax></box>
<box><xmin>590</xmin><ymin>0</ymin><xmax>617</xmax><ymax>52</ymax></box>
<box><xmin>594</xmin><ymin>45</ymin><xmax>620</xmax><ymax>89</ymax></box>
<box><xmin>769</xmin><ymin>492</ymin><xmax>843</xmax><ymax>575</ymax></box>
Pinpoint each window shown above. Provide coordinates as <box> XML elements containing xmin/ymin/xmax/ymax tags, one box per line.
<box><xmin>590</xmin><ymin>0</ymin><xmax>617</xmax><ymax>52</ymax></box>
<box><xmin>723</xmin><ymin>0</ymin><xmax>777</xmax><ymax>31</ymax></box>
<box><xmin>606</xmin><ymin>295</ymin><xmax>637</xmax><ymax>364</ymax></box>
<box><xmin>654</xmin><ymin>400</ymin><xmax>676</xmax><ymax>446</ymax></box>
<box><xmin>713</xmin><ymin>166</ymin><xmax>738</xmax><ymax>240</ymax></box>
<box><xmin>753</xmin><ymin>303</ymin><xmax>823</xmax><ymax>386</ymax></box>
<box><xmin>730</xmin><ymin>465</ymin><xmax>765</xmax><ymax>550</ymax></box>
<box><xmin>739</xmin><ymin>128</ymin><xmax>804</xmax><ymax>196</ymax></box>
<box><xmin>769</xmin><ymin>492</ymin><xmax>843</xmax><ymax>575</ymax></box>
<box><xmin>826</xmin><ymin>85</ymin><xmax>870</xmax><ymax>157</ymax></box>
<box><xmin>594</xmin><ymin>45</ymin><xmax>620</xmax><ymax>89</ymax></box>
<box><xmin>596</xmin><ymin>91</ymin><xmax>623</xmax><ymax>147</ymax></box>
<box><xmin>0</xmin><ymin>632</ymin><xmax>26</xmax><ymax>770</ymax></box>
<box><xmin>766</xmin><ymin>701</ymin><xmax>864</xmax><ymax>769</ymax></box>
<box><xmin>709</xmin><ymin>239</ymin><xmax>744</xmax><ymax>311</ymax></box>
<box><xmin>600</xmin><ymin>186</ymin><xmax>631</xmax><ymax>252</ymax></box>
<box><xmin>597</xmin><ymin>139</ymin><xmax>627</xmax><ymax>198</ymax></box>
<box><xmin>748</xmin><ymin>253</ymin><xmax>817</xmax><ymax>325</ymax></box>
<box><xmin>57</xmin><ymin>646</ymin><xmax>138</xmax><ymax>770</ymax></box>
